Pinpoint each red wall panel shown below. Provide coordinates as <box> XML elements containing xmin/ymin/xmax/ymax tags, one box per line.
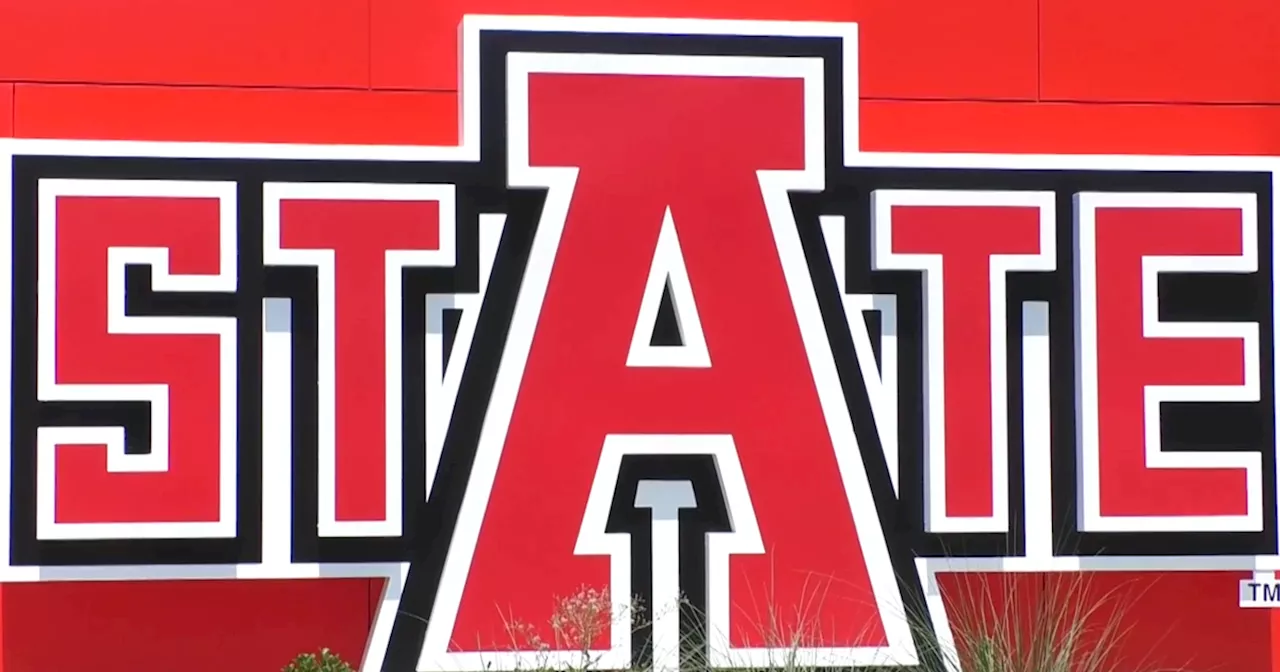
<box><xmin>370</xmin><ymin>0</ymin><xmax>1038</xmax><ymax>100</ymax></box>
<box><xmin>13</xmin><ymin>85</ymin><xmax>457</xmax><ymax>145</ymax></box>
<box><xmin>26</xmin><ymin>92</ymin><xmax>1280</xmax><ymax>158</ymax></box>
<box><xmin>1</xmin><ymin>580</ymin><xmax>374</xmax><ymax>672</ymax></box>
<box><xmin>935</xmin><ymin>571</ymin><xmax>1269</xmax><ymax>671</ymax></box>
<box><xmin>0</xmin><ymin>85</ymin><xmax>11</xmax><ymax>137</ymax></box>
<box><xmin>1040</xmin><ymin>0</ymin><xmax>1280</xmax><ymax>104</ymax></box>
<box><xmin>1046</xmin><ymin>572</ymin><xmax>1269</xmax><ymax>672</ymax></box>
<box><xmin>862</xmin><ymin>100</ymin><xmax>1280</xmax><ymax>155</ymax></box>
<box><xmin>0</xmin><ymin>0</ymin><xmax>370</xmax><ymax>88</ymax></box>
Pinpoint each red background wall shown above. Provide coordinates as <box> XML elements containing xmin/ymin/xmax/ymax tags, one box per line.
<box><xmin>1</xmin><ymin>0</ymin><xmax>1278</xmax><ymax>670</ymax></box>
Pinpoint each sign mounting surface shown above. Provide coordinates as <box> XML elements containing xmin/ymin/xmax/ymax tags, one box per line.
<box><xmin>1</xmin><ymin>13</ymin><xmax>1277</xmax><ymax>672</ymax></box>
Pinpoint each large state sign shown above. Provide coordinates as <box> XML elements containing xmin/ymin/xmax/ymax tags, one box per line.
<box><xmin>0</xmin><ymin>13</ymin><xmax>1277</xmax><ymax>672</ymax></box>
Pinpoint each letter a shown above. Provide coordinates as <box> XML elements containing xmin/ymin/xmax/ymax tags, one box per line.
<box><xmin>415</xmin><ymin>46</ymin><xmax>919</xmax><ymax>671</ymax></box>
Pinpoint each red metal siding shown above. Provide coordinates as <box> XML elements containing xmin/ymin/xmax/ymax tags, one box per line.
<box><xmin>0</xmin><ymin>85</ymin><xmax>11</xmax><ymax>138</ymax></box>
<box><xmin>0</xmin><ymin>0</ymin><xmax>371</xmax><ymax>87</ymax></box>
<box><xmin>370</xmin><ymin>0</ymin><xmax>1038</xmax><ymax>99</ymax></box>
<box><xmin>2</xmin><ymin>579</ymin><xmax>377</xmax><ymax>671</ymax></box>
<box><xmin>14</xmin><ymin>84</ymin><xmax>457</xmax><ymax>145</ymax></box>
<box><xmin>1040</xmin><ymin>0</ymin><xmax>1280</xmax><ymax>103</ymax></box>
<box><xmin>861</xmin><ymin>100</ymin><xmax>1280</xmax><ymax>155</ymax></box>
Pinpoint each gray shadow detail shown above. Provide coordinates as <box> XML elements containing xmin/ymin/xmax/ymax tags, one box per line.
<box><xmin>265</xmin><ymin>297</ymin><xmax>292</xmax><ymax>333</ymax></box>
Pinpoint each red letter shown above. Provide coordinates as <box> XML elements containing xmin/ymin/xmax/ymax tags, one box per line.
<box><xmin>265</xmin><ymin>184</ymin><xmax>452</xmax><ymax>538</ymax></box>
<box><xmin>1075</xmin><ymin>193</ymin><xmax>1260</xmax><ymax>532</ymax></box>
<box><xmin>871</xmin><ymin>191</ymin><xmax>1054</xmax><ymax>534</ymax></box>
<box><xmin>37</xmin><ymin>179</ymin><xmax>237</xmax><ymax>540</ymax></box>
<box><xmin>421</xmin><ymin>60</ymin><xmax>916</xmax><ymax>670</ymax></box>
